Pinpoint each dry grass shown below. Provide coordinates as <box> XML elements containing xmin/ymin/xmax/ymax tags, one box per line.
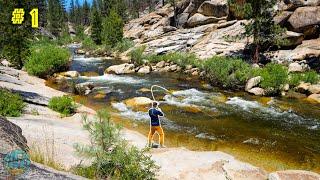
<box><xmin>29</xmin><ymin>128</ymin><xmax>65</xmax><ymax>171</ymax></box>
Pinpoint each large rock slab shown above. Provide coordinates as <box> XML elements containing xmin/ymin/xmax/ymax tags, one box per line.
<box><xmin>274</xmin><ymin>11</ymin><xmax>293</xmax><ymax>25</ymax></box>
<box><xmin>268</xmin><ymin>170</ymin><xmax>320</xmax><ymax>180</ymax></box>
<box><xmin>288</xmin><ymin>6</ymin><xmax>320</xmax><ymax>30</ymax></box>
<box><xmin>105</xmin><ymin>63</ymin><xmax>135</xmax><ymax>75</ymax></box>
<box><xmin>308</xmin><ymin>84</ymin><xmax>320</xmax><ymax>94</ymax></box>
<box><xmin>282</xmin><ymin>31</ymin><xmax>304</xmax><ymax>47</ymax></box>
<box><xmin>0</xmin><ymin>117</ymin><xmax>28</xmax><ymax>154</ymax></box>
<box><xmin>187</xmin><ymin>13</ymin><xmax>226</xmax><ymax>27</ymax></box>
<box><xmin>151</xmin><ymin>148</ymin><xmax>268</xmax><ymax>180</ymax></box>
<box><xmin>184</xmin><ymin>0</ymin><xmax>206</xmax><ymax>14</ymax></box>
<box><xmin>191</xmin><ymin>20</ymin><xmax>247</xmax><ymax>58</ymax></box>
<box><xmin>197</xmin><ymin>0</ymin><xmax>229</xmax><ymax>17</ymax></box>
<box><xmin>284</xmin><ymin>0</ymin><xmax>320</xmax><ymax>9</ymax></box>
<box><xmin>270</xmin><ymin>38</ymin><xmax>320</xmax><ymax>62</ymax></box>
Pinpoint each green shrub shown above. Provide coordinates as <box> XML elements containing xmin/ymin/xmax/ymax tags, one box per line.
<box><xmin>0</xmin><ymin>89</ymin><xmax>25</xmax><ymax>117</ymax></box>
<box><xmin>25</xmin><ymin>44</ymin><xmax>70</xmax><ymax>78</ymax></box>
<box><xmin>114</xmin><ymin>39</ymin><xmax>134</xmax><ymax>53</ymax></box>
<box><xmin>253</xmin><ymin>63</ymin><xmax>288</xmax><ymax>94</ymax></box>
<box><xmin>82</xmin><ymin>36</ymin><xmax>99</xmax><ymax>51</ymax></box>
<box><xmin>289</xmin><ymin>70</ymin><xmax>319</xmax><ymax>87</ymax></box>
<box><xmin>203</xmin><ymin>56</ymin><xmax>251</xmax><ymax>88</ymax></box>
<box><xmin>129</xmin><ymin>46</ymin><xmax>146</xmax><ymax>66</ymax></box>
<box><xmin>74</xmin><ymin>110</ymin><xmax>158</xmax><ymax>179</ymax></box>
<box><xmin>288</xmin><ymin>73</ymin><xmax>303</xmax><ymax>87</ymax></box>
<box><xmin>48</xmin><ymin>96</ymin><xmax>77</xmax><ymax>116</ymax></box>
<box><xmin>303</xmin><ymin>70</ymin><xmax>319</xmax><ymax>84</ymax></box>
<box><xmin>75</xmin><ymin>25</ymin><xmax>85</xmax><ymax>40</ymax></box>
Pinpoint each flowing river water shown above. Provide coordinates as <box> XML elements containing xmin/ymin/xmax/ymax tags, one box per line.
<box><xmin>47</xmin><ymin>50</ymin><xmax>320</xmax><ymax>173</ymax></box>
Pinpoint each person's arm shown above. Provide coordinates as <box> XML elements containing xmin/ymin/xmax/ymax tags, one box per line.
<box><xmin>157</xmin><ymin>108</ymin><xmax>164</xmax><ymax>117</ymax></box>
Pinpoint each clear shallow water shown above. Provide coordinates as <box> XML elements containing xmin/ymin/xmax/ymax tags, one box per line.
<box><xmin>48</xmin><ymin>55</ymin><xmax>320</xmax><ymax>172</ymax></box>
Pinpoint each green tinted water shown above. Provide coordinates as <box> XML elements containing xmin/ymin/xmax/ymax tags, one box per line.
<box><xmin>47</xmin><ymin>55</ymin><xmax>320</xmax><ymax>172</ymax></box>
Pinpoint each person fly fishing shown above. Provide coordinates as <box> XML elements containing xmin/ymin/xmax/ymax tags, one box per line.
<box><xmin>148</xmin><ymin>101</ymin><xmax>165</xmax><ymax>148</ymax></box>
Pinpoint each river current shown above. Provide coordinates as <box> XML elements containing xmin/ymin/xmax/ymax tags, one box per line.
<box><xmin>47</xmin><ymin>52</ymin><xmax>320</xmax><ymax>172</ymax></box>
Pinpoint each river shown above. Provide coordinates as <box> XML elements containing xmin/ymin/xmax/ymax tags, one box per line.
<box><xmin>47</xmin><ymin>50</ymin><xmax>320</xmax><ymax>173</ymax></box>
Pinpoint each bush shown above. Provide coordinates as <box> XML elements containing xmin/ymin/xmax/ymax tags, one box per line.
<box><xmin>75</xmin><ymin>25</ymin><xmax>85</xmax><ymax>40</ymax></box>
<box><xmin>203</xmin><ymin>56</ymin><xmax>251</xmax><ymax>88</ymax></box>
<box><xmin>82</xmin><ymin>36</ymin><xmax>99</xmax><ymax>51</ymax></box>
<box><xmin>114</xmin><ymin>39</ymin><xmax>134</xmax><ymax>53</ymax></box>
<box><xmin>0</xmin><ymin>89</ymin><xmax>25</xmax><ymax>117</ymax></box>
<box><xmin>129</xmin><ymin>46</ymin><xmax>146</xmax><ymax>66</ymax></box>
<box><xmin>289</xmin><ymin>70</ymin><xmax>319</xmax><ymax>87</ymax></box>
<box><xmin>74</xmin><ymin>110</ymin><xmax>158</xmax><ymax>179</ymax></box>
<box><xmin>303</xmin><ymin>70</ymin><xmax>319</xmax><ymax>84</ymax></box>
<box><xmin>253</xmin><ymin>63</ymin><xmax>288</xmax><ymax>94</ymax></box>
<box><xmin>48</xmin><ymin>96</ymin><xmax>77</xmax><ymax>116</ymax></box>
<box><xmin>146</xmin><ymin>52</ymin><xmax>199</xmax><ymax>68</ymax></box>
<box><xmin>25</xmin><ymin>43</ymin><xmax>70</xmax><ymax>78</ymax></box>
<box><xmin>288</xmin><ymin>73</ymin><xmax>303</xmax><ymax>87</ymax></box>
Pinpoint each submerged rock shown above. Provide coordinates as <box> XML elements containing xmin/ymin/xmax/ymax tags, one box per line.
<box><xmin>307</xmin><ymin>94</ymin><xmax>320</xmax><ymax>103</ymax></box>
<box><xmin>243</xmin><ymin>138</ymin><xmax>260</xmax><ymax>145</ymax></box>
<box><xmin>125</xmin><ymin>97</ymin><xmax>153</xmax><ymax>111</ymax></box>
<box><xmin>60</xmin><ymin>71</ymin><xmax>80</xmax><ymax>78</ymax></box>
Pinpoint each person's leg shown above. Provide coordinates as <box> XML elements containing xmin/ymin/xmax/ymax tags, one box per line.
<box><xmin>148</xmin><ymin>126</ymin><xmax>156</xmax><ymax>146</ymax></box>
<box><xmin>156</xmin><ymin>126</ymin><xmax>165</xmax><ymax>147</ymax></box>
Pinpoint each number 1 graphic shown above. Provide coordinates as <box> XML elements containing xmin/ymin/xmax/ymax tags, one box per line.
<box><xmin>30</xmin><ymin>8</ymin><xmax>38</xmax><ymax>28</ymax></box>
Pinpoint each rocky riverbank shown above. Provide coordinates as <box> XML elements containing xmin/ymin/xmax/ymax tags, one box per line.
<box><xmin>1</xmin><ymin>61</ymin><xmax>320</xmax><ymax>179</ymax></box>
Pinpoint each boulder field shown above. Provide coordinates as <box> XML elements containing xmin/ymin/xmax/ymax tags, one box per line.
<box><xmin>124</xmin><ymin>0</ymin><xmax>320</xmax><ymax>62</ymax></box>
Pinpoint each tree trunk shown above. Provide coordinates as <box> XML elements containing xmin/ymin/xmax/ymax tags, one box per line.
<box><xmin>253</xmin><ymin>44</ymin><xmax>260</xmax><ymax>64</ymax></box>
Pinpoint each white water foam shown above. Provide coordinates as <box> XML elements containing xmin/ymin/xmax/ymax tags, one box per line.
<box><xmin>80</xmin><ymin>74</ymin><xmax>147</xmax><ymax>84</ymax></box>
<box><xmin>164</xmin><ymin>88</ymin><xmax>211</xmax><ymax>107</ymax></box>
<box><xmin>73</xmin><ymin>56</ymin><xmax>103</xmax><ymax>62</ymax></box>
<box><xmin>195</xmin><ymin>133</ymin><xmax>216</xmax><ymax>140</ymax></box>
<box><xmin>111</xmin><ymin>102</ymin><xmax>150</xmax><ymax>121</ymax></box>
<box><xmin>226</xmin><ymin>97</ymin><xmax>320</xmax><ymax>129</ymax></box>
<box><xmin>111</xmin><ymin>102</ymin><xmax>182</xmax><ymax>131</ymax></box>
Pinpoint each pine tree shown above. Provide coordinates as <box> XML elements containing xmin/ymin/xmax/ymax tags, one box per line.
<box><xmin>74</xmin><ymin>110</ymin><xmax>158</xmax><ymax>179</ymax></box>
<box><xmin>91</xmin><ymin>8</ymin><xmax>102</xmax><ymax>44</ymax></box>
<box><xmin>102</xmin><ymin>8</ymin><xmax>124</xmax><ymax>47</ymax></box>
<box><xmin>74</xmin><ymin>0</ymin><xmax>83</xmax><ymax>25</ymax></box>
<box><xmin>0</xmin><ymin>0</ymin><xmax>33</xmax><ymax>68</ymax></box>
<box><xmin>82</xmin><ymin>0</ymin><xmax>90</xmax><ymax>26</ymax></box>
<box><xmin>69</xmin><ymin>0</ymin><xmax>76</xmax><ymax>23</ymax></box>
<box><xmin>47</xmin><ymin>0</ymin><xmax>65</xmax><ymax>37</ymax></box>
<box><xmin>38</xmin><ymin>0</ymin><xmax>47</xmax><ymax>27</ymax></box>
<box><xmin>228</xmin><ymin>0</ymin><xmax>286</xmax><ymax>63</ymax></box>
